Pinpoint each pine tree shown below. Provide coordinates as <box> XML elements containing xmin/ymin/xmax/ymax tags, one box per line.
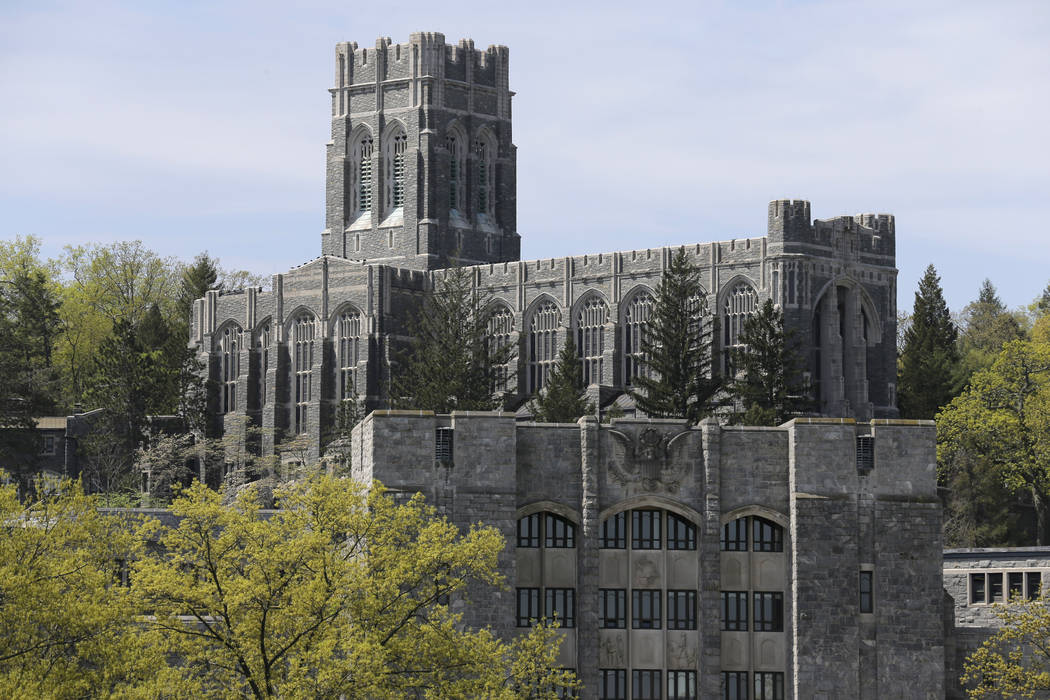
<box><xmin>725</xmin><ymin>299</ymin><xmax>811</xmax><ymax>425</ymax></box>
<box><xmin>958</xmin><ymin>279</ymin><xmax>1024</xmax><ymax>381</ymax></box>
<box><xmin>898</xmin><ymin>264</ymin><xmax>959</xmax><ymax>419</ymax></box>
<box><xmin>177</xmin><ymin>253</ymin><xmax>219</xmax><ymax>328</ymax></box>
<box><xmin>530</xmin><ymin>335</ymin><xmax>593</xmax><ymax>423</ymax></box>
<box><xmin>630</xmin><ymin>250</ymin><xmax>720</xmax><ymax>423</ymax></box>
<box><xmin>84</xmin><ymin>320</ymin><xmax>154</xmax><ymax>449</ymax></box>
<box><xmin>393</xmin><ymin>261</ymin><xmax>513</xmax><ymax>413</ymax></box>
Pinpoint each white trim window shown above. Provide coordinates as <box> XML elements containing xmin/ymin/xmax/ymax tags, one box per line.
<box><xmin>352</xmin><ymin>134</ymin><xmax>373</xmax><ymax>214</ymax></box>
<box><xmin>293</xmin><ymin>315</ymin><xmax>315</xmax><ymax>434</ymax></box>
<box><xmin>623</xmin><ymin>292</ymin><xmax>654</xmax><ymax>386</ymax></box>
<box><xmin>337</xmin><ymin>310</ymin><xmax>362</xmax><ymax>401</ymax></box>
<box><xmin>486</xmin><ymin>306</ymin><xmax>514</xmax><ymax>393</ymax></box>
<box><xmin>528</xmin><ymin>301</ymin><xmax>560</xmax><ymax>394</ymax></box>
<box><xmin>576</xmin><ymin>296</ymin><xmax>608</xmax><ymax>385</ymax></box>
<box><xmin>220</xmin><ymin>327</ymin><xmax>240</xmax><ymax>414</ymax></box>
<box><xmin>722</xmin><ymin>283</ymin><xmax>756</xmax><ymax>373</ymax></box>
<box><xmin>385</xmin><ymin>129</ymin><xmax>407</xmax><ymax>210</ymax></box>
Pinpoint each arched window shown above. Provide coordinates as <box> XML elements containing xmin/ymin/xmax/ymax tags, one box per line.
<box><xmin>337</xmin><ymin>309</ymin><xmax>362</xmax><ymax>401</ymax></box>
<box><xmin>447</xmin><ymin>131</ymin><xmax>464</xmax><ymax>213</ymax></box>
<box><xmin>527</xmin><ymin>301</ymin><xmax>560</xmax><ymax>395</ymax></box>
<box><xmin>575</xmin><ymin>296</ymin><xmax>608</xmax><ymax>385</ymax></box>
<box><xmin>623</xmin><ymin>291</ymin><xmax>654</xmax><ymax>386</ymax></box>
<box><xmin>722</xmin><ymin>282</ymin><xmax>756</xmax><ymax>373</ymax></box>
<box><xmin>474</xmin><ymin>133</ymin><xmax>495</xmax><ymax>216</ymax></box>
<box><xmin>351</xmin><ymin>133</ymin><xmax>373</xmax><ymax>214</ymax></box>
<box><xmin>385</xmin><ymin>127</ymin><xmax>407</xmax><ymax>211</ymax></box>
<box><xmin>516</xmin><ymin>511</ymin><xmax>577</xmax><ymax>629</ymax></box>
<box><xmin>256</xmin><ymin>322</ymin><xmax>270</xmax><ymax>407</ymax></box>
<box><xmin>293</xmin><ymin>314</ymin><xmax>315</xmax><ymax>434</ymax></box>
<box><xmin>720</xmin><ymin>515</ymin><xmax>784</xmax><ymax>552</ymax></box>
<box><xmin>220</xmin><ymin>327</ymin><xmax>240</xmax><ymax>414</ymax></box>
<box><xmin>486</xmin><ymin>305</ymin><xmax>514</xmax><ymax>394</ymax></box>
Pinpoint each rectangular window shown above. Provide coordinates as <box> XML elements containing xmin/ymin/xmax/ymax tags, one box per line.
<box><xmin>517</xmin><ymin>514</ymin><xmax>540</xmax><ymax>548</ymax></box>
<box><xmin>517</xmin><ymin>587</ymin><xmax>539</xmax><ymax>627</ymax></box>
<box><xmin>667</xmin><ymin>670</ymin><xmax>697</xmax><ymax>700</ymax></box>
<box><xmin>600</xmin><ymin>589</ymin><xmax>627</xmax><ymax>629</ymax></box>
<box><xmin>40</xmin><ymin>435</ymin><xmax>56</xmax><ymax>456</ymax></box>
<box><xmin>721</xmin><ymin>591</ymin><xmax>748</xmax><ymax>631</ymax></box>
<box><xmin>754</xmin><ymin>672</ymin><xmax>784</xmax><ymax>700</ymax></box>
<box><xmin>752</xmin><ymin>518</ymin><xmax>783</xmax><ymax>552</ymax></box>
<box><xmin>721</xmin><ymin>518</ymin><xmax>748</xmax><ymax>551</ymax></box>
<box><xmin>856</xmin><ymin>435</ymin><xmax>874</xmax><ymax>471</ymax></box>
<box><xmin>601</xmin><ymin>512</ymin><xmax>626</xmax><ymax>549</ymax></box>
<box><xmin>1028</xmin><ymin>571</ymin><xmax>1042</xmax><ymax>600</ymax></box>
<box><xmin>667</xmin><ymin>590</ymin><xmax>697</xmax><ymax>630</ymax></box>
<box><xmin>545</xmin><ymin>513</ymin><xmax>576</xmax><ymax>548</ymax></box>
<box><xmin>859</xmin><ymin>570</ymin><xmax>874</xmax><ymax>614</ymax></box>
<box><xmin>600</xmin><ymin>669</ymin><xmax>627</xmax><ymax>700</ymax></box>
<box><xmin>722</xmin><ymin>671</ymin><xmax>748</xmax><ymax>700</ymax></box>
<box><xmin>970</xmin><ymin>573</ymin><xmax>986</xmax><ymax>604</ymax></box>
<box><xmin>753</xmin><ymin>592</ymin><xmax>784</xmax><ymax>632</ymax></box>
<box><xmin>545</xmin><ymin>588</ymin><xmax>575</xmax><ymax>628</ymax></box>
<box><xmin>632</xmin><ymin>589</ymin><xmax>662</xmax><ymax>629</ymax></box>
<box><xmin>989</xmin><ymin>572</ymin><xmax>1004</xmax><ymax>602</ymax></box>
<box><xmin>632</xmin><ymin>510</ymin><xmax>662</xmax><ymax>549</ymax></box>
<box><xmin>667</xmin><ymin>513</ymin><xmax>696</xmax><ymax>550</ymax></box>
<box><xmin>632</xmin><ymin>670</ymin><xmax>661</xmax><ymax>700</ymax></box>
<box><xmin>435</xmin><ymin>427</ymin><xmax>453</xmax><ymax>463</ymax></box>
<box><xmin>1009</xmin><ymin>571</ymin><xmax>1024</xmax><ymax>600</ymax></box>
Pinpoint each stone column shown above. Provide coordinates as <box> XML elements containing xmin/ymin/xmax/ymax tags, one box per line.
<box><xmin>578</xmin><ymin>416</ymin><xmax>601</xmax><ymax>694</ymax></box>
<box><xmin>819</xmin><ymin>290</ymin><xmax>845</xmax><ymax>416</ymax></box>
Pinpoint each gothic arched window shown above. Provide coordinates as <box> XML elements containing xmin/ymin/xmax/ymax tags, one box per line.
<box><xmin>474</xmin><ymin>133</ymin><xmax>495</xmax><ymax>217</ymax></box>
<box><xmin>220</xmin><ymin>327</ymin><xmax>240</xmax><ymax>414</ymax></box>
<box><xmin>623</xmin><ymin>291</ymin><xmax>654</xmax><ymax>386</ymax></box>
<box><xmin>722</xmin><ymin>282</ymin><xmax>756</xmax><ymax>373</ymax></box>
<box><xmin>385</xmin><ymin>127</ymin><xmax>407</xmax><ymax>211</ymax></box>
<box><xmin>527</xmin><ymin>301</ymin><xmax>560</xmax><ymax>395</ymax></box>
<box><xmin>256</xmin><ymin>322</ymin><xmax>270</xmax><ymax>407</ymax></box>
<box><xmin>352</xmin><ymin>133</ymin><xmax>373</xmax><ymax>214</ymax></box>
<box><xmin>575</xmin><ymin>296</ymin><xmax>608</xmax><ymax>385</ymax></box>
<box><xmin>447</xmin><ymin>131</ymin><xmax>464</xmax><ymax>213</ymax></box>
<box><xmin>337</xmin><ymin>309</ymin><xmax>362</xmax><ymax>401</ymax></box>
<box><xmin>486</xmin><ymin>305</ymin><xmax>514</xmax><ymax>394</ymax></box>
<box><xmin>293</xmin><ymin>314</ymin><xmax>315</xmax><ymax>434</ymax></box>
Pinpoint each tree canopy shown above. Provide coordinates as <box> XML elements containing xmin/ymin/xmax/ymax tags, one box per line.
<box><xmin>898</xmin><ymin>264</ymin><xmax>959</xmax><ymax>419</ymax></box>
<box><xmin>962</xmin><ymin>591</ymin><xmax>1050</xmax><ymax>698</ymax></box>
<box><xmin>530</xmin><ymin>334</ymin><xmax>593</xmax><ymax>423</ymax></box>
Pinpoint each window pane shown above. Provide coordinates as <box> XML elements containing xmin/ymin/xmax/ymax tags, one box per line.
<box><xmin>546</xmin><ymin>513</ymin><xmax>576</xmax><ymax>548</ymax></box>
<box><xmin>721</xmin><ymin>518</ymin><xmax>748</xmax><ymax>551</ymax></box>
<box><xmin>970</xmin><ymin>573</ymin><xmax>986</xmax><ymax>604</ymax></box>
<box><xmin>600</xmin><ymin>589</ymin><xmax>626</xmax><ymax>629</ymax></box>
<box><xmin>752</xmin><ymin>517</ymin><xmax>783</xmax><ymax>552</ymax></box>
<box><xmin>517</xmin><ymin>514</ymin><xmax>540</xmax><ymax>548</ymax></box>
<box><xmin>721</xmin><ymin>591</ymin><xmax>748</xmax><ymax>631</ymax></box>
<box><xmin>989</xmin><ymin>572</ymin><xmax>1004</xmax><ymax>602</ymax></box>
<box><xmin>859</xmin><ymin>571</ymin><xmax>874</xmax><ymax>614</ymax></box>
<box><xmin>632</xmin><ymin>590</ymin><xmax>662</xmax><ymax>629</ymax></box>
<box><xmin>601</xmin><ymin>512</ymin><xmax>626</xmax><ymax>549</ymax></box>
<box><xmin>600</xmin><ymin>669</ymin><xmax>626</xmax><ymax>700</ymax></box>
<box><xmin>667</xmin><ymin>512</ymin><xmax>696</xmax><ymax>550</ymax></box>
<box><xmin>632</xmin><ymin>510</ymin><xmax>662</xmax><ymax>549</ymax></box>
<box><xmin>668</xmin><ymin>590</ymin><xmax>697</xmax><ymax>630</ymax></box>
<box><xmin>753</xmin><ymin>592</ymin><xmax>783</xmax><ymax>632</ymax></box>
<box><xmin>668</xmin><ymin>670</ymin><xmax>697</xmax><ymax>700</ymax></box>
<box><xmin>545</xmin><ymin>588</ymin><xmax>576</xmax><ymax>628</ymax></box>
<box><xmin>516</xmin><ymin>588</ymin><xmax>538</xmax><ymax>627</ymax></box>
<box><xmin>632</xmin><ymin>670</ymin><xmax>661</xmax><ymax>700</ymax></box>
<box><xmin>1028</xmin><ymin>572</ymin><xmax>1042</xmax><ymax>600</ymax></box>
<box><xmin>722</xmin><ymin>671</ymin><xmax>748</xmax><ymax>700</ymax></box>
<box><xmin>754</xmin><ymin>672</ymin><xmax>784</xmax><ymax>700</ymax></box>
<box><xmin>1009</xmin><ymin>572</ymin><xmax>1024</xmax><ymax>600</ymax></box>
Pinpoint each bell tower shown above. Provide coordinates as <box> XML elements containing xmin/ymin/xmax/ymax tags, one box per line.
<box><xmin>321</xmin><ymin>32</ymin><xmax>520</xmax><ymax>270</ymax></box>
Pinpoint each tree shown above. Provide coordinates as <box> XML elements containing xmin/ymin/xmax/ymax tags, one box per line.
<box><xmin>957</xmin><ymin>279</ymin><xmax>1025</xmax><ymax>382</ymax></box>
<box><xmin>177</xmin><ymin>252</ymin><xmax>220</xmax><ymax>330</ymax></box>
<box><xmin>630</xmin><ymin>249</ymin><xmax>720</xmax><ymax>423</ymax></box>
<box><xmin>962</xmin><ymin>592</ymin><xmax>1050</xmax><ymax>698</ymax></box>
<box><xmin>725</xmin><ymin>299</ymin><xmax>811</xmax><ymax>425</ymax></box>
<box><xmin>133</xmin><ymin>475</ymin><xmax>576</xmax><ymax>698</ymax></box>
<box><xmin>530</xmin><ymin>335</ymin><xmax>593</xmax><ymax>423</ymax></box>
<box><xmin>898</xmin><ymin>264</ymin><xmax>960</xmax><ymax>419</ymax></box>
<box><xmin>0</xmin><ymin>476</ymin><xmax>154</xmax><ymax>696</ymax></box>
<box><xmin>394</xmin><ymin>261</ymin><xmax>514</xmax><ymax>413</ymax></box>
<box><xmin>937</xmin><ymin>339</ymin><xmax>1050</xmax><ymax>544</ymax></box>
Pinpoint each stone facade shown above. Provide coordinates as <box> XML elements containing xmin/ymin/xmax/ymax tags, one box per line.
<box><xmin>350</xmin><ymin>412</ymin><xmax>944</xmax><ymax>699</ymax></box>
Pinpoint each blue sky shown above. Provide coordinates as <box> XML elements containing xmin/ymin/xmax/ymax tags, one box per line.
<box><xmin>2</xmin><ymin>0</ymin><xmax>1048</xmax><ymax>313</ymax></box>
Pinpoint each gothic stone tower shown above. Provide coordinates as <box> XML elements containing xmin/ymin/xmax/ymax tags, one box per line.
<box><xmin>321</xmin><ymin>32</ymin><xmax>520</xmax><ymax>270</ymax></box>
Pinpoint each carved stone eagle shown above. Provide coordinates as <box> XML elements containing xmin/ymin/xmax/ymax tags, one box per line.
<box><xmin>606</xmin><ymin>427</ymin><xmax>696</xmax><ymax>493</ymax></box>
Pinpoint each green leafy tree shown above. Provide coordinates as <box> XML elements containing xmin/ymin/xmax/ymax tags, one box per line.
<box><xmin>630</xmin><ymin>250</ymin><xmax>720</xmax><ymax>422</ymax></box>
<box><xmin>957</xmin><ymin>279</ymin><xmax>1025</xmax><ymax>382</ymax></box>
<box><xmin>530</xmin><ymin>335</ymin><xmax>593</xmax><ymax>423</ymax></box>
<box><xmin>725</xmin><ymin>299</ymin><xmax>812</xmax><ymax>425</ymax></box>
<box><xmin>394</xmin><ymin>261</ymin><xmax>514</xmax><ymax>413</ymax></box>
<box><xmin>898</xmin><ymin>264</ymin><xmax>960</xmax><ymax>419</ymax></box>
<box><xmin>962</xmin><ymin>591</ymin><xmax>1050</xmax><ymax>698</ymax></box>
<box><xmin>84</xmin><ymin>319</ymin><xmax>155</xmax><ymax>450</ymax></box>
<box><xmin>134</xmin><ymin>475</ymin><xmax>576</xmax><ymax>698</ymax></box>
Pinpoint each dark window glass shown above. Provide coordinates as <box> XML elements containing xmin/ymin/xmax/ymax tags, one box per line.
<box><xmin>632</xmin><ymin>589</ymin><xmax>662</xmax><ymax>629</ymax></box>
<box><xmin>632</xmin><ymin>670</ymin><xmax>661</xmax><ymax>700</ymax></box>
<box><xmin>600</xmin><ymin>589</ymin><xmax>627</xmax><ymax>629</ymax></box>
<box><xmin>545</xmin><ymin>513</ymin><xmax>576</xmax><ymax>548</ymax></box>
<box><xmin>435</xmin><ymin>427</ymin><xmax>453</xmax><ymax>462</ymax></box>
<box><xmin>545</xmin><ymin>588</ymin><xmax>575</xmax><ymax>628</ymax></box>
<box><xmin>667</xmin><ymin>590</ymin><xmax>697</xmax><ymax>630</ymax></box>
<box><xmin>721</xmin><ymin>591</ymin><xmax>748</xmax><ymax>631</ymax></box>
<box><xmin>722</xmin><ymin>671</ymin><xmax>748</xmax><ymax>700</ymax></box>
<box><xmin>600</xmin><ymin>669</ymin><xmax>627</xmax><ymax>700</ymax></box>
<box><xmin>859</xmin><ymin>570</ymin><xmax>874</xmax><ymax>614</ymax></box>
<box><xmin>632</xmin><ymin>510</ymin><xmax>662</xmax><ymax>549</ymax></box>
<box><xmin>667</xmin><ymin>512</ymin><xmax>696</xmax><ymax>550</ymax></box>
<box><xmin>970</xmin><ymin>573</ymin><xmax>986</xmax><ymax>604</ymax></box>
<box><xmin>517</xmin><ymin>587</ymin><xmax>539</xmax><ymax>626</ymax></box>
<box><xmin>517</xmin><ymin>513</ymin><xmax>540</xmax><ymax>548</ymax></box>
<box><xmin>1028</xmin><ymin>571</ymin><xmax>1042</xmax><ymax>600</ymax></box>
<box><xmin>752</xmin><ymin>517</ymin><xmax>783</xmax><ymax>552</ymax></box>
<box><xmin>753</xmin><ymin>592</ymin><xmax>784</xmax><ymax>632</ymax></box>
<box><xmin>722</xmin><ymin>517</ymin><xmax>748</xmax><ymax>551</ymax></box>
<box><xmin>989</xmin><ymin>572</ymin><xmax>1004</xmax><ymax>602</ymax></box>
<box><xmin>1009</xmin><ymin>572</ymin><xmax>1024</xmax><ymax>600</ymax></box>
<box><xmin>668</xmin><ymin>670</ymin><xmax>697</xmax><ymax>700</ymax></box>
<box><xmin>601</xmin><ymin>512</ymin><xmax>626</xmax><ymax>549</ymax></box>
<box><xmin>754</xmin><ymin>672</ymin><xmax>784</xmax><ymax>700</ymax></box>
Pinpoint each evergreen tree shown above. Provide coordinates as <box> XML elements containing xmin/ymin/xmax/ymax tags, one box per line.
<box><xmin>1037</xmin><ymin>281</ymin><xmax>1050</xmax><ymax>317</ymax></box>
<box><xmin>529</xmin><ymin>335</ymin><xmax>593</xmax><ymax>423</ymax></box>
<box><xmin>958</xmin><ymin>279</ymin><xmax>1024</xmax><ymax>381</ymax></box>
<box><xmin>630</xmin><ymin>250</ymin><xmax>720</xmax><ymax>423</ymax></box>
<box><xmin>725</xmin><ymin>299</ymin><xmax>811</xmax><ymax>425</ymax></box>
<box><xmin>393</xmin><ymin>261</ymin><xmax>514</xmax><ymax>413</ymax></box>
<box><xmin>898</xmin><ymin>264</ymin><xmax>959</xmax><ymax>419</ymax></box>
<box><xmin>84</xmin><ymin>320</ymin><xmax>154</xmax><ymax>450</ymax></box>
<box><xmin>176</xmin><ymin>253</ymin><xmax>219</xmax><ymax>329</ymax></box>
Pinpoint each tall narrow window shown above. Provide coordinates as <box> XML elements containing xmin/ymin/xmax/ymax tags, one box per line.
<box><xmin>600</xmin><ymin>512</ymin><xmax>626</xmax><ymax>549</ymax></box>
<box><xmin>353</xmin><ymin>134</ymin><xmax>373</xmax><ymax>213</ymax></box>
<box><xmin>667</xmin><ymin>590</ymin><xmax>697</xmax><ymax>630</ymax></box>
<box><xmin>722</xmin><ymin>672</ymin><xmax>748</xmax><ymax>700</ymax></box>
<box><xmin>623</xmin><ymin>292</ymin><xmax>654</xmax><ymax>385</ymax></box>
<box><xmin>753</xmin><ymin>592</ymin><xmax>784</xmax><ymax>632</ymax></box>
<box><xmin>475</xmin><ymin>134</ymin><xmax>494</xmax><ymax>216</ymax></box>
<box><xmin>859</xmin><ymin>570</ymin><xmax>874</xmax><ymax>613</ymax></box>
<box><xmin>385</xmin><ymin>128</ymin><xmax>407</xmax><ymax>210</ymax></box>
<box><xmin>220</xmin><ymin>327</ymin><xmax>240</xmax><ymax>414</ymax></box>
<box><xmin>722</xmin><ymin>282</ymin><xmax>757</xmax><ymax>373</ymax></box>
<box><xmin>486</xmin><ymin>306</ymin><xmax>514</xmax><ymax>394</ymax></box>
<box><xmin>752</xmin><ymin>517</ymin><xmax>784</xmax><ymax>552</ymax></box>
<box><xmin>545</xmin><ymin>588</ymin><xmax>575</xmax><ymax>628</ymax></box>
<box><xmin>576</xmin><ymin>296</ymin><xmax>608</xmax><ymax>385</ymax></box>
<box><xmin>528</xmin><ymin>301</ymin><xmax>561</xmax><ymax>394</ymax></box>
<box><xmin>668</xmin><ymin>671</ymin><xmax>697</xmax><ymax>700</ymax></box>
<box><xmin>600</xmin><ymin>670</ymin><xmax>627</xmax><ymax>700</ymax></box>
<box><xmin>447</xmin><ymin>133</ymin><xmax>463</xmax><ymax>212</ymax></box>
<box><xmin>721</xmin><ymin>591</ymin><xmax>748</xmax><ymax>631</ymax></box>
<box><xmin>632</xmin><ymin>510</ymin><xmax>662</xmax><ymax>549</ymax></box>
<box><xmin>632</xmin><ymin>670</ymin><xmax>661</xmax><ymax>700</ymax></box>
<box><xmin>667</xmin><ymin>512</ymin><xmax>697</xmax><ymax>550</ymax></box>
<box><xmin>631</xmin><ymin>590</ymin><xmax>661</xmax><ymax>629</ymax></box>
<box><xmin>337</xmin><ymin>309</ymin><xmax>361</xmax><ymax>401</ymax></box>
<box><xmin>754</xmin><ymin>672</ymin><xmax>784</xmax><ymax>700</ymax></box>
<box><xmin>600</xmin><ymin>589</ymin><xmax>627</xmax><ymax>629</ymax></box>
<box><xmin>257</xmin><ymin>323</ymin><xmax>270</xmax><ymax>407</ymax></box>
<box><xmin>517</xmin><ymin>587</ymin><xmax>540</xmax><ymax>627</ymax></box>
<box><xmin>293</xmin><ymin>315</ymin><xmax>315</xmax><ymax>434</ymax></box>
